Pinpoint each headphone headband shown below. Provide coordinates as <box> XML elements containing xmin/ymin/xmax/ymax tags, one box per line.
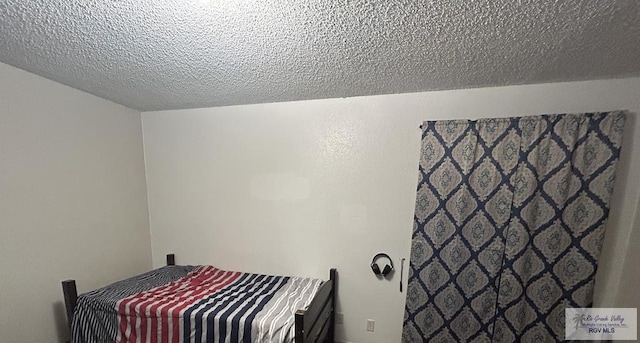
<box><xmin>371</xmin><ymin>253</ymin><xmax>394</xmax><ymax>269</ymax></box>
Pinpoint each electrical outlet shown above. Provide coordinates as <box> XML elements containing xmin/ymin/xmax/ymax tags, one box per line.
<box><xmin>366</xmin><ymin>319</ymin><xmax>375</xmax><ymax>332</ymax></box>
<box><xmin>336</xmin><ymin>312</ymin><xmax>344</xmax><ymax>325</ymax></box>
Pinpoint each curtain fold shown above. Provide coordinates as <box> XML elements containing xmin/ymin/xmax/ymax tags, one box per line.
<box><xmin>403</xmin><ymin>111</ymin><xmax>626</xmax><ymax>342</ymax></box>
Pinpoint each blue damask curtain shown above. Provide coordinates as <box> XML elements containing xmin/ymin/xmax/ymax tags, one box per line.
<box><xmin>403</xmin><ymin>111</ymin><xmax>626</xmax><ymax>342</ymax></box>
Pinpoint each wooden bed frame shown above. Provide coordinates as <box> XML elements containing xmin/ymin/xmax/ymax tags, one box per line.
<box><xmin>61</xmin><ymin>254</ymin><xmax>337</xmax><ymax>343</ymax></box>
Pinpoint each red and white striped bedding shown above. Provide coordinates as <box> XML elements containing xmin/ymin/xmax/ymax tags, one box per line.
<box><xmin>72</xmin><ymin>265</ymin><xmax>323</xmax><ymax>343</ymax></box>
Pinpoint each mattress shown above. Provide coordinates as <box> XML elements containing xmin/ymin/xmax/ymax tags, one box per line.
<box><xmin>71</xmin><ymin>265</ymin><xmax>323</xmax><ymax>343</ymax></box>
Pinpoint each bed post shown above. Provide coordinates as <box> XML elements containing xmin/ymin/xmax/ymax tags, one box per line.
<box><xmin>62</xmin><ymin>280</ymin><xmax>78</xmax><ymax>334</ymax></box>
<box><xmin>295</xmin><ymin>309</ymin><xmax>304</xmax><ymax>343</ymax></box>
<box><xmin>329</xmin><ymin>268</ymin><xmax>337</xmax><ymax>343</ymax></box>
<box><xmin>166</xmin><ymin>253</ymin><xmax>175</xmax><ymax>266</ymax></box>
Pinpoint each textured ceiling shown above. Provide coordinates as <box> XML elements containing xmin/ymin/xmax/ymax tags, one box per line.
<box><xmin>1</xmin><ymin>1</ymin><xmax>639</xmax><ymax>111</ymax></box>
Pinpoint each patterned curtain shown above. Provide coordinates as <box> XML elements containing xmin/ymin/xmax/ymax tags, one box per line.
<box><xmin>402</xmin><ymin>111</ymin><xmax>626</xmax><ymax>342</ymax></box>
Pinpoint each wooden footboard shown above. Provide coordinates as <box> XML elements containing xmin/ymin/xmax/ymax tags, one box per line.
<box><xmin>295</xmin><ymin>268</ymin><xmax>337</xmax><ymax>343</ymax></box>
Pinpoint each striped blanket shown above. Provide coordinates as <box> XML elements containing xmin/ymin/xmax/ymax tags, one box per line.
<box><xmin>71</xmin><ymin>265</ymin><xmax>323</xmax><ymax>343</ymax></box>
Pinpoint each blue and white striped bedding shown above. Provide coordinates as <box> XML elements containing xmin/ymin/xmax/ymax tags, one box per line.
<box><xmin>71</xmin><ymin>265</ymin><xmax>323</xmax><ymax>343</ymax></box>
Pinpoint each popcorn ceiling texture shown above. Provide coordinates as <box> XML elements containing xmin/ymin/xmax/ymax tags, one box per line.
<box><xmin>1</xmin><ymin>0</ymin><xmax>639</xmax><ymax>111</ymax></box>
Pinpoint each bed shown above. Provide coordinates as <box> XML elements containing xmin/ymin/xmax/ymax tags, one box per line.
<box><xmin>62</xmin><ymin>254</ymin><xmax>337</xmax><ymax>343</ymax></box>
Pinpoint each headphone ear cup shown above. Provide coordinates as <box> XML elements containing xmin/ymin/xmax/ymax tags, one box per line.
<box><xmin>382</xmin><ymin>264</ymin><xmax>392</xmax><ymax>276</ymax></box>
<box><xmin>371</xmin><ymin>263</ymin><xmax>381</xmax><ymax>275</ymax></box>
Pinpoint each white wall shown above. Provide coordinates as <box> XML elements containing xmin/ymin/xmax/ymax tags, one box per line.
<box><xmin>142</xmin><ymin>78</ymin><xmax>640</xmax><ymax>343</ymax></box>
<box><xmin>0</xmin><ymin>62</ymin><xmax>152</xmax><ymax>343</ymax></box>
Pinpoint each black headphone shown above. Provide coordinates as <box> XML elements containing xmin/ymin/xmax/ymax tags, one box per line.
<box><xmin>371</xmin><ymin>253</ymin><xmax>394</xmax><ymax>277</ymax></box>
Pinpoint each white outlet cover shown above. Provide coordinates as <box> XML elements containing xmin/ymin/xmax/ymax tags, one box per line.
<box><xmin>336</xmin><ymin>313</ymin><xmax>344</xmax><ymax>325</ymax></box>
<box><xmin>366</xmin><ymin>319</ymin><xmax>375</xmax><ymax>332</ymax></box>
